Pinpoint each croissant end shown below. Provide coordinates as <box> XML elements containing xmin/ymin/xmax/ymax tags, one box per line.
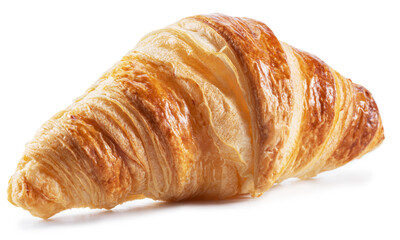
<box><xmin>8</xmin><ymin>157</ymin><xmax>68</xmax><ymax>219</ymax></box>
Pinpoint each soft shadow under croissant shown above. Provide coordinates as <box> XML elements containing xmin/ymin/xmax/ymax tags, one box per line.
<box><xmin>8</xmin><ymin>14</ymin><xmax>384</xmax><ymax>219</ymax></box>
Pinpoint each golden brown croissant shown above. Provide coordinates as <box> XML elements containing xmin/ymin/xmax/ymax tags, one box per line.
<box><xmin>8</xmin><ymin>14</ymin><xmax>384</xmax><ymax>219</ymax></box>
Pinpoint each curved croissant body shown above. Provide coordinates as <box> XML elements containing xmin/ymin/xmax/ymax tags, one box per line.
<box><xmin>8</xmin><ymin>14</ymin><xmax>384</xmax><ymax>219</ymax></box>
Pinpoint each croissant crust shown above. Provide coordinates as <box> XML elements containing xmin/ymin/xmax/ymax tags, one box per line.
<box><xmin>8</xmin><ymin>14</ymin><xmax>384</xmax><ymax>219</ymax></box>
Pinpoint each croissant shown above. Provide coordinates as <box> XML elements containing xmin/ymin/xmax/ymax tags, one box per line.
<box><xmin>8</xmin><ymin>14</ymin><xmax>384</xmax><ymax>219</ymax></box>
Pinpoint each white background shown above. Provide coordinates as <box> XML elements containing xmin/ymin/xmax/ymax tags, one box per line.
<box><xmin>0</xmin><ymin>0</ymin><xmax>399</xmax><ymax>239</ymax></box>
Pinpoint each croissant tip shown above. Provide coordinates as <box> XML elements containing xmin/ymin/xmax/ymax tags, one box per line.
<box><xmin>7</xmin><ymin>169</ymin><xmax>66</xmax><ymax>219</ymax></box>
